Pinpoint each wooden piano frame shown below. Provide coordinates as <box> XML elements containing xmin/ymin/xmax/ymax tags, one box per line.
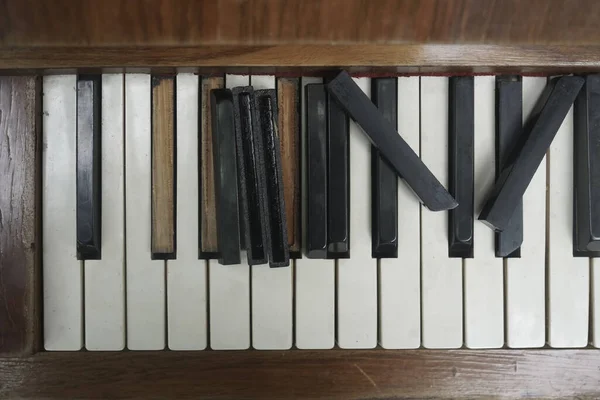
<box><xmin>2</xmin><ymin>1</ymin><xmax>600</xmax><ymax>398</ymax></box>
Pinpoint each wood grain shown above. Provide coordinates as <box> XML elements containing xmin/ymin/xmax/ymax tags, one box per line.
<box><xmin>2</xmin><ymin>45</ymin><xmax>600</xmax><ymax>74</ymax></box>
<box><xmin>200</xmin><ymin>76</ymin><xmax>223</xmax><ymax>255</ymax></box>
<box><xmin>151</xmin><ymin>76</ymin><xmax>176</xmax><ymax>258</ymax></box>
<box><xmin>0</xmin><ymin>76</ymin><xmax>40</xmax><ymax>356</ymax></box>
<box><xmin>277</xmin><ymin>78</ymin><xmax>301</xmax><ymax>254</ymax></box>
<box><xmin>1</xmin><ymin>349</ymin><xmax>600</xmax><ymax>398</ymax></box>
<box><xmin>3</xmin><ymin>0</ymin><xmax>600</xmax><ymax>46</ymax></box>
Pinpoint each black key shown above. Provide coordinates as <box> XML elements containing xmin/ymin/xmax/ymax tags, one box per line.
<box><xmin>232</xmin><ymin>86</ymin><xmax>269</xmax><ymax>265</ymax></box>
<box><xmin>305</xmin><ymin>84</ymin><xmax>328</xmax><ymax>259</ymax></box>
<box><xmin>574</xmin><ymin>74</ymin><xmax>600</xmax><ymax>255</ymax></box>
<box><xmin>76</xmin><ymin>75</ymin><xmax>101</xmax><ymax>260</ymax></box>
<box><xmin>479</xmin><ymin>76</ymin><xmax>584</xmax><ymax>231</ymax></box>
<box><xmin>327</xmin><ymin>81</ymin><xmax>350</xmax><ymax>258</ymax></box>
<box><xmin>448</xmin><ymin>76</ymin><xmax>474</xmax><ymax>258</ymax></box>
<box><xmin>210</xmin><ymin>88</ymin><xmax>241</xmax><ymax>265</ymax></box>
<box><xmin>326</xmin><ymin>71</ymin><xmax>457</xmax><ymax>212</ymax></box>
<box><xmin>371</xmin><ymin>78</ymin><xmax>398</xmax><ymax>258</ymax></box>
<box><xmin>255</xmin><ymin>89</ymin><xmax>289</xmax><ymax>268</ymax></box>
<box><xmin>495</xmin><ymin>76</ymin><xmax>523</xmax><ymax>257</ymax></box>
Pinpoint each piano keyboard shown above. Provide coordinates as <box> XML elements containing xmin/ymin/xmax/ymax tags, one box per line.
<box><xmin>42</xmin><ymin>73</ymin><xmax>599</xmax><ymax>351</ymax></box>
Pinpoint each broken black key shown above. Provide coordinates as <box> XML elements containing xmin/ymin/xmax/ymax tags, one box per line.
<box><xmin>76</xmin><ymin>75</ymin><xmax>102</xmax><ymax>260</ymax></box>
<box><xmin>211</xmin><ymin>88</ymin><xmax>241</xmax><ymax>265</ymax></box>
<box><xmin>255</xmin><ymin>89</ymin><xmax>290</xmax><ymax>267</ymax></box>
<box><xmin>326</xmin><ymin>70</ymin><xmax>457</xmax><ymax>212</ymax></box>
<box><xmin>232</xmin><ymin>86</ymin><xmax>269</xmax><ymax>265</ymax></box>
<box><xmin>479</xmin><ymin>75</ymin><xmax>584</xmax><ymax>232</ymax></box>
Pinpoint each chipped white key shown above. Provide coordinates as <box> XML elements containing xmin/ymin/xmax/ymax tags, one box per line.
<box><xmin>84</xmin><ymin>74</ymin><xmax>126</xmax><ymax>351</ymax></box>
<box><xmin>295</xmin><ymin>76</ymin><xmax>335</xmax><ymax>350</ymax></box>
<box><xmin>209</xmin><ymin>74</ymin><xmax>251</xmax><ymax>350</ymax></box>
<box><xmin>379</xmin><ymin>76</ymin><xmax>421</xmax><ymax>349</ymax></box>
<box><xmin>420</xmin><ymin>77</ymin><xmax>463</xmax><ymax>349</ymax></box>
<box><xmin>125</xmin><ymin>74</ymin><xmax>165</xmax><ymax>350</ymax></box>
<box><xmin>506</xmin><ymin>77</ymin><xmax>547</xmax><ymax>348</ymax></box>
<box><xmin>167</xmin><ymin>73</ymin><xmax>207</xmax><ymax>350</ymax></box>
<box><xmin>548</xmin><ymin>104</ymin><xmax>589</xmax><ymax>348</ymax></box>
<box><xmin>249</xmin><ymin>74</ymin><xmax>293</xmax><ymax>349</ymax></box>
<box><xmin>464</xmin><ymin>76</ymin><xmax>504</xmax><ymax>349</ymax></box>
<box><xmin>337</xmin><ymin>77</ymin><xmax>377</xmax><ymax>349</ymax></box>
<box><xmin>593</xmin><ymin>259</ymin><xmax>600</xmax><ymax>347</ymax></box>
<box><xmin>43</xmin><ymin>75</ymin><xmax>83</xmax><ymax>351</ymax></box>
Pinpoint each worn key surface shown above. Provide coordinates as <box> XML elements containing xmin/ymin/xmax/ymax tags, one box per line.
<box><xmin>200</xmin><ymin>77</ymin><xmax>223</xmax><ymax>258</ymax></box>
<box><xmin>495</xmin><ymin>76</ymin><xmax>523</xmax><ymax>257</ymax></box>
<box><xmin>277</xmin><ymin>78</ymin><xmax>302</xmax><ymax>258</ymax></box>
<box><xmin>371</xmin><ymin>78</ymin><xmax>398</xmax><ymax>258</ymax></box>
<box><xmin>448</xmin><ymin>76</ymin><xmax>474</xmax><ymax>258</ymax></box>
<box><xmin>233</xmin><ymin>86</ymin><xmax>269</xmax><ymax>265</ymax></box>
<box><xmin>479</xmin><ymin>75</ymin><xmax>584</xmax><ymax>231</ymax></box>
<box><xmin>574</xmin><ymin>74</ymin><xmax>600</xmax><ymax>255</ymax></box>
<box><xmin>151</xmin><ymin>76</ymin><xmax>176</xmax><ymax>259</ymax></box>
<box><xmin>256</xmin><ymin>89</ymin><xmax>289</xmax><ymax>267</ymax></box>
<box><xmin>326</xmin><ymin>71</ymin><xmax>457</xmax><ymax>212</ymax></box>
<box><xmin>76</xmin><ymin>75</ymin><xmax>102</xmax><ymax>260</ymax></box>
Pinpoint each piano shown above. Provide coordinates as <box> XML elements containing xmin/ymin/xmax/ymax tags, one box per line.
<box><xmin>2</xmin><ymin>1</ymin><xmax>600</xmax><ymax>398</ymax></box>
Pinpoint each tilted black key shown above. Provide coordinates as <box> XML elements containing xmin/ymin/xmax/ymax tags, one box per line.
<box><xmin>479</xmin><ymin>76</ymin><xmax>584</xmax><ymax>231</ymax></box>
<box><xmin>448</xmin><ymin>76</ymin><xmax>474</xmax><ymax>258</ymax></box>
<box><xmin>327</xmin><ymin>80</ymin><xmax>350</xmax><ymax>258</ymax></box>
<box><xmin>211</xmin><ymin>88</ymin><xmax>241</xmax><ymax>265</ymax></box>
<box><xmin>371</xmin><ymin>78</ymin><xmax>398</xmax><ymax>258</ymax></box>
<box><xmin>255</xmin><ymin>89</ymin><xmax>289</xmax><ymax>267</ymax></box>
<box><xmin>326</xmin><ymin>71</ymin><xmax>457</xmax><ymax>212</ymax></box>
<box><xmin>232</xmin><ymin>86</ymin><xmax>269</xmax><ymax>265</ymax></box>
<box><xmin>495</xmin><ymin>76</ymin><xmax>523</xmax><ymax>257</ymax></box>
<box><xmin>76</xmin><ymin>75</ymin><xmax>101</xmax><ymax>260</ymax></box>
<box><xmin>574</xmin><ymin>74</ymin><xmax>600</xmax><ymax>255</ymax></box>
<box><xmin>305</xmin><ymin>84</ymin><xmax>328</xmax><ymax>259</ymax></box>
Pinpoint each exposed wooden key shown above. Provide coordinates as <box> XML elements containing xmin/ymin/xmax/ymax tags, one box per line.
<box><xmin>200</xmin><ymin>76</ymin><xmax>223</xmax><ymax>258</ymax></box>
<box><xmin>151</xmin><ymin>76</ymin><xmax>176</xmax><ymax>259</ymax></box>
<box><xmin>277</xmin><ymin>78</ymin><xmax>302</xmax><ymax>258</ymax></box>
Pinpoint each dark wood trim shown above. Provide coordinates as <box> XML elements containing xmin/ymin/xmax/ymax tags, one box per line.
<box><xmin>0</xmin><ymin>349</ymin><xmax>599</xmax><ymax>399</ymax></box>
<box><xmin>2</xmin><ymin>0</ymin><xmax>600</xmax><ymax>47</ymax></box>
<box><xmin>1</xmin><ymin>45</ymin><xmax>600</xmax><ymax>75</ymax></box>
<box><xmin>0</xmin><ymin>76</ymin><xmax>41</xmax><ymax>357</ymax></box>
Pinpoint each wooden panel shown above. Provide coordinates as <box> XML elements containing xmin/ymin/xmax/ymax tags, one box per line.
<box><xmin>151</xmin><ymin>76</ymin><xmax>175</xmax><ymax>258</ymax></box>
<box><xmin>0</xmin><ymin>76</ymin><xmax>40</xmax><ymax>356</ymax></box>
<box><xmin>1</xmin><ymin>45</ymin><xmax>600</xmax><ymax>74</ymax></box>
<box><xmin>1</xmin><ymin>350</ymin><xmax>600</xmax><ymax>398</ymax></box>
<box><xmin>200</xmin><ymin>76</ymin><xmax>223</xmax><ymax>255</ymax></box>
<box><xmin>277</xmin><ymin>78</ymin><xmax>300</xmax><ymax>254</ymax></box>
<box><xmin>2</xmin><ymin>0</ymin><xmax>600</xmax><ymax>46</ymax></box>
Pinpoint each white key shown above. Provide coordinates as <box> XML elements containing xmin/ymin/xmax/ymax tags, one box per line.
<box><xmin>379</xmin><ymin>76</ymin><xmax>420</xmax><ymax>349</ymax></box>
<box><xmin>209</xmin><ymin>74</ymin><xmax>250</xmax><ymax>350</ymax></box>
<box><xmin>337</xmin><ymin>77</ymin><xmax>377</xmax><ymax>349</ymax></box>
<box><xmin>295</xmin><ymin>76</ymin><xmax>335</xmax><ymax>350</ymax></box>
<box><xmin>167</xmin><ymin>73</ymin><xmax>207</xmax><ymax>350</ymax></box>
<box><xmin>125</xmin><ymin>74</ymin><xmax>165</xmax><ymax>350</ymax></box>
<box><xmin>593</xmin><ymin>259</ymin><xmax>600</xmax><ymax>347</ymax></box>
<box><xmin>464</xmin><ymin>76</ymin><xmax>504</xmax><ymax>349</ymax></box>
<box><xmin>506</xmin><ymin>77</ymin><xmax>547</xmax><ymax>348</ymax></box>
<box><xmin>249</xmin><ymin>74</ymin><xmax>293</xmax><ymax>349</ymax></box>
<box><xmin>84</xmin><ymin>74</ymin><xmax>126</xmax><ymax>350</ymax></box>
<box><xmin>548</xmin><ymin>105</ymin><xmax>589</xmax><ymax>348</ymax></box>
<box><xmin>420</xmin><ymin>77</ymin><xmax>463</xmax><ymax>349</ymax></box>
<box><xmin>43</xmin><ymin>75</ymin><xmax>82</xmax><ymax>350</ymax></box>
